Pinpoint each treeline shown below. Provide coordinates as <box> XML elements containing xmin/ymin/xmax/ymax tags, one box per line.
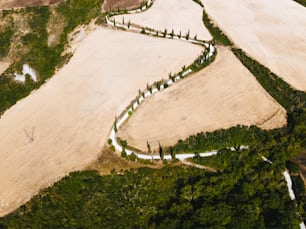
<box><xmin>0</xmin><ymin>0</ymin><xmax>103</xmax><ymax>115</ymax></box>
<box><xmin>167</xmin><ymin>125</ymin><xmax>263</xmax><ymax>154</ymax></box>
<box><xmin>192</xmin><ymin>0</ymin><xmax>231</xmax><ymax>45</ymax></box>
<box><xmin>193</xmin><ymin>0</ymin><xmax>232</xmax><ymax>46</ymax></box>
<box><xmin>0</xmin><ymin>158</ymin><xmax>300</xmax><ymax>228</ymax></box>
<box><xmin>201</xmin><ymin>8</ymin><xmax>232</xmax><ymax>46</ymax></box>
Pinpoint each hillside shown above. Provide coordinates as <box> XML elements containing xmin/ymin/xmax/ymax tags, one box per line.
<box><xmin>0</xmin><ymin>0</ymin><xmax>305</xmax><ymax>227</ymax></box>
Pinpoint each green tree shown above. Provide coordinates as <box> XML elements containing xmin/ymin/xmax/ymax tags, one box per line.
<box><xmin>185</xmin><ymin>30</ymin><xmax>190</xmax><ymax>40</ymax></box>
<box><xmin>170</xmin><ymin>147</ymin><xmax>175</xmax><ymax>160</ymax></box>
<box><xmin>114</xmin><ymin>116</ymin><xmax>118</xmax><ymax>132</ymax></box>
<box><xmin>147</xmin><ymin>141</ymin><xmax>152</xmax><ymax>155</ymax></box>
<box><xmin>170</xmin><ymin>29</ymin><xmax>174</xmax><ymax>38</ymax></box>
<box><xmin>159</xmin><ymin>142</ymin><xmax>164</xmax><ymax>160</ymax></box>
<box><xmin>163</xmin><ymin>28</ymin><xmax>167</xmax><ymax>37</ymax></box>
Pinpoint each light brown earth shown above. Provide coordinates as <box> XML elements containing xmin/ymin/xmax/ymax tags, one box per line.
<box><xmin>113</xmin><ymin>0</ymin><xmax>212</xmax><ymax>41</ymax></box>
<box><xmin>102</xmin><ymin>0</ymin><xmax>143</xmax><ymax>12</ymax></box>
<box><xmin>202</xmin><ymin>0</ymin><xmax>306</xmax><ymax>91</ymax></box>
<box><xmin>0</xmin><ymin>62</ymin><xmax>10</xmax><ymax>75</ymax></box>
<box><xmin>0</xmin><ymin>0</ymin><xmax>63</xmax><ymax>9</ymax></box>
<box><xmin>118</xmin><ymin>46</ymin><xmax>287</xmax><ymax>151</ymax></box>
<box><xmin>0</xmin><ymin>27</ymin><xmax>202</xmax><ymax>216</ymax></box>
<box><xmin>88</xmin><ymin>147</ymin><xmax>158</xmax><ymax>175</ymax></box>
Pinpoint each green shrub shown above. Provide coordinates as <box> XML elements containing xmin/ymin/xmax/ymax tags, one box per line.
<box><xmin>141</xmin><ymin>27</ymin><xmax>146</xmax><ymax>34</ymax></box>
<box><xmin>127</xmin><ymin>152</ymin><xmax>137</xmax><ymax>161</ymax></box>
<box><xmin>121</xmin><ymin>150</ymin><xmax>127</xmax><ymax>157</ymax></box>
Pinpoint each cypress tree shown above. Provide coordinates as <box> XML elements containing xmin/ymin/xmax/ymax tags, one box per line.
<box><xmin>159</xmin><ymin>142</ymin><xmax>164</xmax><ymax>160</ymax></box>
<box><xmin>147</xmin><ymin>141</ymin><xmax>152</xmax><ymax>155</ymax></box>
<box><xmin>170</xmin><ymin>147</ymin><xmax>175</xmax><ymax>160</ymax></box>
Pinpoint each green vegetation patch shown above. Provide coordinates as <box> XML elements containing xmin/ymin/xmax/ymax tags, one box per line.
<box><xmin>169</xmin><ymin>125</ymin><xmax>260</xmax><ymax>155</ymax></box>
<box><xmin>202</xmin><ymin>8</ymin><xmax>232</xmax><ymax>46</ymax></box>
<box><xmin>57</xmin><ymin>0</ymin><xmax>102</xmax><ymax>32</ymax></box>
<box><xmin>0</xmin><ymin>0</ymin><xmax>103</xmax><ymax>116</ymax></box>
<box><xmin>0</xmin><ymin>159</ymin><xmax>301</xmax><ymax>228</ymax></box>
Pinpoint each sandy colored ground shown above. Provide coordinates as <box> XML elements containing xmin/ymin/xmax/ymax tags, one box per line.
<box><xmin>202</xmin><ymin>0</ymin><xmax>306</xmax><ymax>91</ymax></box>
<box><xmin>0</xmin><ymin>0</ymin><xmax>63</xmax><ymax>9</ymax></box>
<box><xmin>0</xmin><ymin>27</ymin><xmax>202</xmax><ymax>216</ymax></box>
<box><xmin>102</xmin><ymin>0</ymin><xmax>143</xmax><ymax>12</ymax></box>
<box><xmin>113</xmin><ymin>0</ymin><xmax>212</xmax><ymax>41</ymax></box>
<box><xmin>0</xmin><ymin>62</ymin><xmax>10</xmax><ymax>75</ymax></box>
<box><xmin>118</xmin><ymin>46</ymin><xmax>287</xmax><ymax>151</ymax></box>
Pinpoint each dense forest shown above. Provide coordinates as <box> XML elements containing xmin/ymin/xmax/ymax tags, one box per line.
<box><xmin>0</xmin><ymin>154</ymin><xmax>303</xmax><ymax>228</ymax></box>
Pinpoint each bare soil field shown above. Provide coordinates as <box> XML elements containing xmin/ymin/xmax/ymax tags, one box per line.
<box><xmin>0</xmin><ymin>0</ymin><xmax>63</xmax><ymax>9</ymax></box>
<box><xmin>0</xmin><ymin>62</ymin><xmax>9</xmax><ymax>75</ymax></box>
<box><xmin>102</xmin><ymin>0</ymin><xmax>143</xmax><ymax>12</ymax></box>
<box><xmin>113</xmin><ymin>0</ymin><xmax>212</xmax><ymax>40</ymax></box>
<box><xmin>202</xmin><ymin>0</ymin><xmax>306</xmax><ymax>91</ymax></box>
<box><xmin>118</xmin><ymin>46</ymin><xmax>287</xmax><ymax>151</ymax></box>
<box><xmin>0</xmin><ymin>27</ymin><xmax>202</xmax><ymax>216</ymax></box>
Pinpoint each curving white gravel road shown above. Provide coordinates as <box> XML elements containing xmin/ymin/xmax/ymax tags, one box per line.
<box><xmin>107</xmin><ymin>3</ymin><xmax>216</xmax><ymax>160</ymax></box>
